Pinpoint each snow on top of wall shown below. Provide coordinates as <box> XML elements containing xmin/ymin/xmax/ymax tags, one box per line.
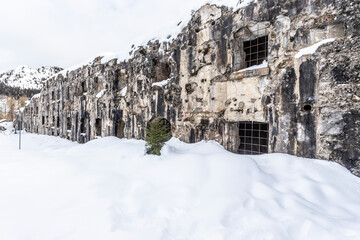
<box><xmin>152</xmin><ymin>78</ymin><xmax>171</xmax><ymax>87</ymax></box>
<box><xmin>50</xmin><ymin>0</ymin><xmax>256</xmax><ymax>76</ymax></box>
<box><xmin>31</xmin><ymin>93</ymin><xmax>41</xmax><ymax>100</ymax></box>
<box><xmin>53</xmin><ymin>56</ymin><xmax>97</xmax><ymax>79</ymax></box>
<box><xmin>120</xmin><ymin>86</ymin><xmax>127</xmax><ymax>97</ymax></box>
<box><xmin>236</xmin><ymin>60</ymin><xmax>268</xmax><ymax>73</ymax></box>
<box><xmin>133</xmin><ymin>0</ymin><xmax>257</xmax><ymax>48</ymax></box>
<box><xmin>295</xmin><ymin>38</ymin><xmax>336</xmax><ymax>58</ymax></box>
<box><xmin>96</xmin><ymin>89</ymin><xmax>106</xmax><ymax>98</ymax></box>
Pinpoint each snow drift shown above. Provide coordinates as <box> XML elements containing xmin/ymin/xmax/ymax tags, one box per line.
<box><xmin>0</xmin><ymin>122</ymin><xmax>360</xmax><ymax>240</ymax></box>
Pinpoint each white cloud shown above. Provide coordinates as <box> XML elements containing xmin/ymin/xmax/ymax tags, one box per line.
<box><xmin>0</xmin><ymin>0</ymin><xmax>241</xmax><ymax>72</ymax></box>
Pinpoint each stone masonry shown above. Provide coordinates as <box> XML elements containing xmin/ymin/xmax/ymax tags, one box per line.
<box><xmin>21</xmin><ymin>0</ymin><xmax>360</xmax><ymax>176</ymax></box>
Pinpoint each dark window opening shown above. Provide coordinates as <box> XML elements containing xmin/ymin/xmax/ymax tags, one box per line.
<box><xmin>238</xmin><ymin>121</ymin><xmax>269</xmax><ymax>155</ymax></box>
<box><xmin>42</xmin><ymin>116</ymin><xmax>45</xmax><ymax>125</ymax></box>
<box><xmin>57</xmin><ymin>116</ymin><xmax>60</xmax><ymax>128</ymax></box>
<box><xmin>189</xmin><ymin>128</ymin><xmax>195</xmax><ymax>143</ymax></box>
<box><xmin>80</xmin><ymin>118</ymin><xmax>86</xmax><ymax>133</ymax></box>
<box><xmin>81</xmin><ymin>81</ymin><xmax>87</xmax><ymax>92</ymax></box>
<box><xmin>244</xmin><ymin>35</ymin><xmax>268</xmax><ymax>68</ymax></box>
<box><xmin>51</xmin><ymin>91</ymin><xmax>55</xmax><ymax>100</ymax></box>
<box><xmin>67</xmin><ymin>87</ymin><xmax>70</xmax><ymax>100</ymax></box>
<box><xmin>95</xmin><ymin>118</ymin><xmax>102</xmax><ymax>136</ymax></box>
<box><xmin>155</xmin><ymin>62</ymin><xmax>171</xmax><ymax>81</ymax></box>
<box><xmin>114</xmin><ymin>119</ymin><xmax>125</xmax><ymax>138</ymax></box>
<box><xmin>113</xmin><ymin>80</ymin><xmax>119</xmax><ymax>91</ymax></box>
<box><xmin>67</xmin><ymin>117</ymin><xmax>71</xmax><ymax>130</ymax></box>
<box><xmin>303</xmin><ymin>104</ymin><xmax>312</xmax><ymax>111</ymax></box>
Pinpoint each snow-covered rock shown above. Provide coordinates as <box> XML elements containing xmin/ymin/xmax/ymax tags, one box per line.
<box><xmin>0</xmin><ymin>66</ymin><xmax>62</xmax><ymax>90</ymax></box>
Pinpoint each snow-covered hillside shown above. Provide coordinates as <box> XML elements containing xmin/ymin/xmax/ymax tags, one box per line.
<box><xmin>0</xmin><ymin>122</ymin><xmax>360</xmax><ymax>240</ymax></box>
<box><xmin>0</xmin><ymin>66</ymin><xmax>62</xmax><ymax>90</ymax></box>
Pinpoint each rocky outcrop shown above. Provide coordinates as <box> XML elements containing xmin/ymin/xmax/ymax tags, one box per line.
<box><xmin>0</xmin><ymin>66</ymin><xmax>63</xmax><ymax>90</ymax></box>
<box><xmin>21</xmin><ymin>0</ymin><xmax>360</xmax><ymax>176</ymax></box>
<box><xmin>0</xmin><ymin>66</ymin><xmax>63</xmax><ymax>98</ymax></box>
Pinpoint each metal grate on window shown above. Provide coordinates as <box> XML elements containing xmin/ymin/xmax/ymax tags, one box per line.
<box><xmin>238</xmin><ymin>121</ymin><xmax>269</xmax><ymax>155</ymax></box>
<box><xmin>243</xmin><ymin>35</ymin><xmax>268</xmax><ymax>68</ymax></box>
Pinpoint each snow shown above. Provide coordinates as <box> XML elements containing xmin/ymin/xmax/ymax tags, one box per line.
<box><xmin>1</xmin><ymin>121</ymin><xmax>360</xmax><ymax>240</ymax></box>
<box><xmin>96</xmin><ymin>89</ymin><xmax>106</xmax><ymax>98</ymax></box>
<box><xmin>236</xmin><ymin>60</ymin><xmax>268</xmax><ymax>73</ymax></box>
<box><xmin>31</xmin><ymin>93</ymin><xmax>41</xmax><ymax>100</ymax></box>
<box><xmin>152</xmin><ymin>78</ymin><xmax>170</xmax><ymax>87</ymax></box>
<box><xmin>53</xmin><ymin>56</ymin><xmax>97</xmax><ymax>78</ymax></box>
<box><xmin>120</xmin><ymin>86</ymin><xmax>127</xmax><ymax>96</ymax></box>
<box><xmin>100</xmin><ymin>52</ymin><xmax>130</xmax><ymax>65</ymax></box>
<box><xmin>295</xmin><ymin>38</ymin><xmax>336</xmax><ymax>58</ymax></box>
<box><xmin>0</xmin><ymin>66</ymin><xmax>62</xmax><ymax>90</ymax></box>
<box><xmin>0</xmin><ymin>98</ymin><xmax>8</xmax><ymax>115</ymax></box>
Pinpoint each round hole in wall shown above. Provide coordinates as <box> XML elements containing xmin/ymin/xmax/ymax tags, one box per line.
<box><xmin>303</xmin><ymin>104</ymin><xmax>312</xmax><ymax>111</ymax></box>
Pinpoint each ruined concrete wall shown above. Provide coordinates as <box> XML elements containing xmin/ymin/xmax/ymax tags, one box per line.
<box><xmin>22</xmin><ymin>0</ymin><xmax>360</xmax><ymax>175</ymax></box>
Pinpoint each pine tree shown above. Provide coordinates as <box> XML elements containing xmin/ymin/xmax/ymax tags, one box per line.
<box><xmin>145</xmin><ymin>118</ymin><xmax>172</xmax><ymax>155</ymax></box>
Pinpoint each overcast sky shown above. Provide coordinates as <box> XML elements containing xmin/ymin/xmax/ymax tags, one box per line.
<box><xmin>0</xmin><ymin>0</ymin><xmax>239</xmax><ymax>73</ymax></box>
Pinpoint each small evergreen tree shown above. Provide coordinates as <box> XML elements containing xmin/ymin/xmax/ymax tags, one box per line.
<box><xmin>145</xmin><ymin>118</ymin><xmax>172</xmax><ymax>155</ymax></box>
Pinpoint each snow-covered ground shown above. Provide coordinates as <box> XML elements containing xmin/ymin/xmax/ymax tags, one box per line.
<box><xmin>0</xmin><ymin>122</ymin><xmax>360</xmax><ymax>240</ymax></box>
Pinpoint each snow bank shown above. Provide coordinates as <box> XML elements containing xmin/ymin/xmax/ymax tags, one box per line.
<box><xmin>295</xmin><ymin>38</ymin><xmax>336</xmax><ymax>58</ymax></box>
<box><xmin>0</xmin><ymin>121</ymin><xmax>15</xmax><ymax>135</ymax></box>
<box><xmin>0</xmin><ymin>125</ymin><xmax>360</xmax><ymax>240</ymax></box>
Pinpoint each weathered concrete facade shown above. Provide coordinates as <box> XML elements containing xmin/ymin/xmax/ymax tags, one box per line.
<box><xmin>22</xmin><ymin>0</ymin><xmax>360</xmax><ymax>175</ymax></box>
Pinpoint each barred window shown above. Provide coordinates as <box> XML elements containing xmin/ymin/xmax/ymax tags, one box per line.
<box><xmin>243</xmin><ymin>35</ymin><xmax>268</xmax><ymax>68</ymax></box>
<box><xmin>238</xmin><ymin>121</ymin><xmax>269</xmax><ymax>155</ymax></box>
